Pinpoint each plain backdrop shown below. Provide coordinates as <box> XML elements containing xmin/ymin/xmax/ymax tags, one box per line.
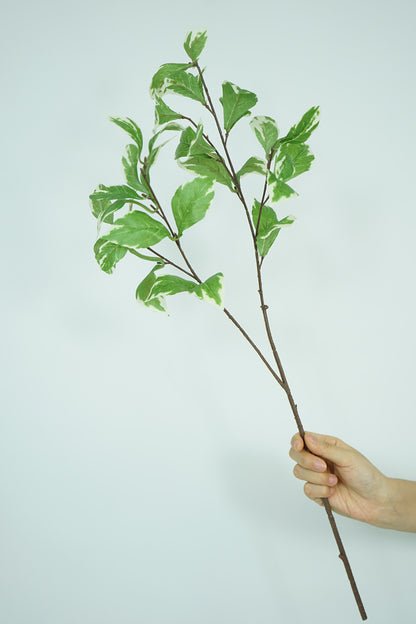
<box><xmin>1</xmin><ymin>0</ymin><xmax>416</xmax><ymax>622</ymax></box>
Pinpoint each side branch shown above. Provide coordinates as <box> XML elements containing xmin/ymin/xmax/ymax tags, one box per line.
<box><xmin>223</xmin><ymin>308</ymin><xmax>284</xmax><ymax>388</ymax></box>
<box><xmin>138</xmin><ymin>165</ymin><xmax>285</xmax><ymax>390</ymax></box>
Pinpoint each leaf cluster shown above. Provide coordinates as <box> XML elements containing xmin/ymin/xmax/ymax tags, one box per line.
<box><xmin>89</xmin><ymin>29</ymin><xmax>320</xmax><ymax>313</ymax></box>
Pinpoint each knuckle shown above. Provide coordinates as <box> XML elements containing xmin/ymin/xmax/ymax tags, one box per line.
<box><xmin>293</xmin><ymin>464</ymin><xmax>300</xmax><ymax>478</ymax></box>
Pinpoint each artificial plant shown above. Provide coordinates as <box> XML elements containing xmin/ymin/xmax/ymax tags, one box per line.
<box><xmin>89</xmin><ymin>29</ymin><xmax>367</xmax><ymax>620</ymax></box>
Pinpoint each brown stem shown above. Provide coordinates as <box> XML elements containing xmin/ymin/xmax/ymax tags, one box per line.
<box><xmin>223</xmin><ymin>308</ymin><xmax>284</xmax><ymax>389</ymax></box>
<box><xmin>147</xmin><ymin>247</ymin><xmax>196</xmax><ymax>279</ymax></box>
<box><xmin>197</xmin><ymin>67</ymin><xmax>368</xmax><ymax>620</ymax></box>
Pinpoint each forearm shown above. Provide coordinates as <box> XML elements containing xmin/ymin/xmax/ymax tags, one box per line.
<box><xmin>375</xmin><ymin>477</ymin><xmax>416</xmax><ymax>532</ymax></box>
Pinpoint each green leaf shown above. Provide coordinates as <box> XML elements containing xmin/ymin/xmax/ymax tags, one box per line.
<box><xmin>89</xmin><ymin>184</ymin><xmax>141</xmax><ymax>202</ymax></box>
<box><xmin>237</xmin><ymin>156</ymin><xmax>267</xmax><ymax>180</ymax></box>
<box><xmin>90</xmin><ymin>184</ymin><xmax>124</xmax><ymax>225</ymax></box>
<box><xmin>97</xmin><ymin>199</ymin><xmax>126</xmax><ymax>230</ymax></box>
<box><xmin>109</xmin><ymin>117</ymin><xmax>143</xmax><ymax>156</ymax></box>
<box><xmin>146</xmin><ymin>142</ymin><xmax>169</xmax><ymax>172</ymax></box>
<box><xmin>103</xmin><ymin>210</ymin><xmax>170</xmax><ymax>248</ymax></box>
<box><xmin>220</xmin><ymin>82</ymin><xmax>258</xmax><ymax>133</ymax></box>
<box><xmin>150</xmin><ymin>63</ymin><xmax>191</xmax><ymax>99</ymax></box>
<box><xmin>154</xmin><ymin>97</ymin><xmax>183</xmax><ymax>127</ymax></box>
<box><xmin>148</xmin><ymin>122</ymin><xmax>184</xmax><ymax>154</ymax></box>
<box><xmin>175</xmin><ymin>124</ymin><xmax>214</xmax><ymax>159</ymax></box>
<box><xmin>274</xmin><ymin>142</ymin><xmax>314</xmax><ymax>181</ymax></box>
<box><xmin>135</xmin><ymin>267</ymin><xmax>167</xmax><ymax>312</ymax></box>
<box><xmin>146</xmin><ymin>122</ymin><xmax>184</xmax><ymax>171</ymax></box>
<box><xmin>175</xmin><ymin>126</ymin><xmax>196</xmax><ymax>159</ymax></box>
<box><xmin>268</xmin><ymin>172</ymin><xmax>298</xmax><ymax>204</ymax></box>
<box><xmin>252</xmin><ymin>200</ymin><xmax>295</xmax><ymax>257</ymax></box>
<box><xmin>165</xmin><ymin>71</ymin><xmax>206</xmax><ymax>105</ymax></box>
<box><xmin>94</xmin><ymin>237</ymin><xmax>128</xmax><ymax>274</ymax></box>
<box><xmin>284</xmin><ymin>106</ymin><xmax>320</xmax><ymax>143</ymax></box>
<box><xmin>177</xmin><ymin>154</ymin><xmax>234</xmax><ymax>190</ymax></box>
<box><xmin>151</xmin><ymin>274</ymin><xmax>196</xmax><ymax>299</ymax></box>
<box><xmin>136</xmin><ymin>269</ymin><xmax>196</xmax><ymax>314</ymax></box>
<box><xmin>193</xmin><ymin>273</ymin><xmax>224</xmax><ymax>308</ymax></box>
<box><xmin>250</xmin><ymin>116</ymin><xmax>279</xmax><ymax>155</ymax></box>
<box><xmin>174</xmin><ymin>125</ymin><xmax>230</xmax><ymax>188</ymax></box>
<box><xmin>171</xmin><ymin>177</ymin><xmax>215</xmax><ymax>236</ymax></box>
<box><xmin>183</xmin><ymin>29</ymin><xmax>208</xmax><ymax>61</ymax></box>
<box><xmin>122</xmin><ymin>144</ymin><xmax>149</xmax><ymax>193</ymax></box>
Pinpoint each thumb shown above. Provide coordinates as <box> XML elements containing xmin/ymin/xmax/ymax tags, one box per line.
<box><xmin>304</xmin><ymin>432</ymin><xmax>352</xmax><ymax>468</ymax></box>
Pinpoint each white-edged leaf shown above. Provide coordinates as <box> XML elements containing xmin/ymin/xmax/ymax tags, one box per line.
<box><xmin>220</xmin><ymin>82</ymin><xmax>258</xmax><ymax>133</ymax></box>
<box><xmin>146</xmin><ymin>123</ymin><xmax>184</xmax><ymax>171</ymax></box>
<box><xmin>193</xmin><ymin>273</ymin><xmax>224</xmax><ymax>308</ymax></box>
<box><xmin>183</xmin><ymin>29</ymin><xmax>208</xmax><ymax>61</ymax></box>
<box><xmin>172</xmin><ymin>176</ymin><xmax>215</xmax><ymax>236</ymax></box>
<box><xmin>149</xmin><ymin>122</ymin><xmax>184</xmax><ymax>153</ymax></box>
<box><xmin>103</xmin><ymin>210</ymin><xmax>170</xmax><ymax>248</ymax></box>
<box><xmin>122</xmin><ymin>144</ymin><xmax>148</xmax><ymax>192</ymax></box>
<box><xmin>89</xmin><ymin>184</ymin><xmax>140</xmax><ymax>202</ymax></box>
<box><xmin>175</xmin><ymin>124</ymin><xmax>214</xmax><ymax>159</ymax></box>
<box><xmin>135</xmin><ymin>267</ymin><xmax>167</xmax><ymax>313</ymax></box>
<box><xmin>136</xmin><ymin>270</ymin><xmax>196</xmax><ymax>314</ymax></box>
<box><xmin>94</xmin><ymin>238</ymin><xmax>128</xmax><ymax>274</ymax></box>
<box><xmin>249</xmin><ymin>116</ymin><xmax>279</xmax><ymax>155</ymax></box>
<box><xmin>109</xmin><ymin>117</ymin><xmax>143</xmax><ymax>155</ymax></box>
<box><xmin>150</xmin><ymin>63</ymin><xmax>191</xmax><ymax>99</ymax></box>
<box><xmin>177</xmin><ymin>155</ymin><xmax>234</xmax><ymax>190</ymax></box>
<box><xmin>164</xmin><ymin>71</ymin><xmax>206</xmax><ymax>105</ymax></box>
<box><xmin>274</xmin><ymin>142</ymin><xmax>315</xmax><ymax>181</ymax></box>
<box><xmin>90</xmin><ymin>184</ymin><xmax>126</xmax><ymax>225</ymax></box>
<box><xmin>154</xmin><ymin>97</ymin><xmax>183</xmax><ymax>127</ymax></box>
<box><xmin>268</xmin><ymin>172</ymin><xmax>298</xmax><ymax>204</ymax></box>
<box><xmin>284</xmin><ymin>106</ymin><xmax>320</xmax><ymax>143</ymax></box>
<box><xmin>237</xmin><ymin>156</ymin><xmax>267</xmax><ymax>180</ymax></box>
<box><xmin>252</xmin><ymin>200</ymin><xmax>295</xmax><ymax>257</ymax></box>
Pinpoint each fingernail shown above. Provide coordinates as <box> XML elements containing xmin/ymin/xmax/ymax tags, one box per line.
<box><xmin>308</xmin><ymin>434</ymin><xmax>317</xmax><ymax>444</ymax></box>
<box><xmin>314</xmin><ymin>460</ymin><xmax>326</xmax><ymax>471</ymax></box>
<box><xmin>328</xmin><ymin>475</ymin><xmax>337</xmax><ymax>485</ymax></box>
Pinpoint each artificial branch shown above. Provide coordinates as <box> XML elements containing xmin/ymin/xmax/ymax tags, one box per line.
<box><xmin>90</xmin><ymin>30</ymin><xmax>367</xmax><ymax>621</ymax></box>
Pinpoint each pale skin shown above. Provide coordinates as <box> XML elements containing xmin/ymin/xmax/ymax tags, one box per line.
<box><xmin>289</xmin><ymin>432</ymin><xmax>416</xmax><ymax>533</ymax></box>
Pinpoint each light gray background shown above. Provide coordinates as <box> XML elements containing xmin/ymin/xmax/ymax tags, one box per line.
<box><xmin>1</xmin><ymin>0</ymin><xmax>415</xmax><ymax>622</ymax></box>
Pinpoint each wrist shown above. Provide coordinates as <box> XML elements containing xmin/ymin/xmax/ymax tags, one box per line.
<box><xmin>373</xmin><ymin>477</ymin><xmax>416</xmax><ymax>532</ymax></box>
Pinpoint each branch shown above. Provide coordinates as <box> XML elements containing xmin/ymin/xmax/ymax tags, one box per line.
<box><xmin>133</xmin><ymin>247</ymin><xmax>196</xmax><ymax>280</ymax></box>
<box><xmin>138</xmin><ymin>163</ymin><xmax>285</xmax><ymax>389</ymax></box>
<box><xmin>195</xmin><ymin>64</ymin><xmax>368</xmax><ymax>621</ymax></box>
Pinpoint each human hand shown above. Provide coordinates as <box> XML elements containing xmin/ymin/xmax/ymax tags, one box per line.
<box><xmin>289</xmin><ymin>432</ymin><xmax>391</xmax><ymax>527</ymax></box>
